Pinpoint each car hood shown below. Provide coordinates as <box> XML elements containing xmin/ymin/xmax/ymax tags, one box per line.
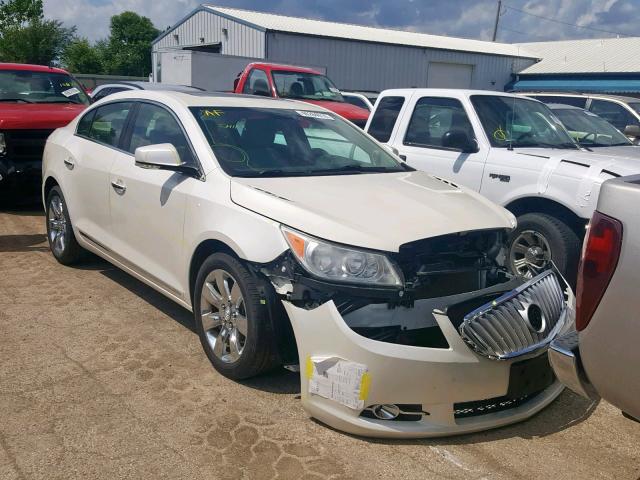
<box><xmin>297</xmin><ymin>99</ymin><xmax>370</xmax><ymax>121</ymax></box>
<box><xmin>0</xmin><ymin>103</ymin><xmax>86</xmax><ymax>129</ymax></box>
<box><xmin>230</xmin><ymin>170</ymin><xmax>515</xmax><ymax>252</ymax></box>
<box><xmin>581</xmin><ymin>145</ymin><xmax>640</xmax><ymax>160</ymax></box>
<box><xmin>513</xmin><ymin>147</ymin><xmax>640</xmax><ymax>177</ymax></box>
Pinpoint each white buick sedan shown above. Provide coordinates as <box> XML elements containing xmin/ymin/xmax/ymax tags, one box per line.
<box><xmin>42</xmin><ymin>91</ymin><xmax>572</xmax><ymax>438</ymax></box>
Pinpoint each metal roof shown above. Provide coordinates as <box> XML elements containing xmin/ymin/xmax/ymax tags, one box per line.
<box><xmin>196</xmin><ymin>4</ymin><xmax>536</xmax><ymax>58</ymax></box>
<box><xmin>517</xmin><ymin>37</ymin><xmax>640</xmax><ymax>74</ymax></box>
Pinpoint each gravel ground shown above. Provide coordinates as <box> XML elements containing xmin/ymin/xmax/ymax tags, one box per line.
<box><xmin>1</xmin><ymin>207</ymin><xmax>639</xmax><ymax>480</ymax></box>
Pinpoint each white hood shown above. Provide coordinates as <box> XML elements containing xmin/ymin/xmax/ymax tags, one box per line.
<box><xmin>581</xmin><ymin>145</ymin><xmax>640</xmax><ymax>161</ymax></box>
<box><xmin>230</xmin><ymin>171</ymin><xmax>515</xmax><ymax>252</ymax></box>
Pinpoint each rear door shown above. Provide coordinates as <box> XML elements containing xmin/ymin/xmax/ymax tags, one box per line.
<box><xmin>108</xmin><ymin>101</ymin><xmax>200</xmax><ymax>298</ymax></box>
<box><xmin>389</xmin><ymin>94</ymin><xmax>487</xmax><ymax>191</ymax></box>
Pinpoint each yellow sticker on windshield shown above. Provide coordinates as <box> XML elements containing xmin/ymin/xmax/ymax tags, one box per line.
<box><xmin>493</xmin><ymin>126</ymin><xmax>507</xmax><ymax>141</ymax></box>
<box><xmin>203</xmin><ymin>109</ymin><xmax>224</xmax><ymax>117</ymax></box>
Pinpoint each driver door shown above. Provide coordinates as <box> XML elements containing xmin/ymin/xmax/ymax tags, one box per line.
<box><xmin>393</xmin><ymin>96</ymin><xmax>488</xmax><ymax>191</ymax></box>
<box><xmin>109</xmin><ymin>102</ymin><xmax>200</xmax><ymax>298</ymax></box>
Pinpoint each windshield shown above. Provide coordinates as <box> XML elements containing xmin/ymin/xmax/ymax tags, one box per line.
<box><xmin>191</xmin><ymin>107</ymin><xmax>407</xmax><ymax>178</ymax></box>
<box><xmin>471</xmin><ymin>95</ymin><xmax>577</xmax><ymax>149</ymax></box>
<box><xmin>553</xmin><ymin>108</ymin><xmax>632</xmax><ymax>147</ymax></box>
<box><xmin>272</xmin><ymin>71</ymin><xmax>344</xmax><ymax>102</ymax></box>
<box><xmin>629</xmin><ymin>102</ymin><xmax>640</xmax><ymax>116</ymax></box>
<box><xmin>0</xmin><ymin>70</ymin><xmax>90</xmax><ymax>105</ymax></box>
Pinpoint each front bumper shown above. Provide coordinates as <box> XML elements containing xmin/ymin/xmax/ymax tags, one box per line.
<box><xmin>284</xmin><ymin>294</ymin><xmax>570</xmax><ymax>438</ymax></box>
<box><xmin>548</xmin><ymin>331</ymin><xmax>598</xmax><ymax>400</ymax></box>
<box><xmin>0</xmin><ymin>157</ymin><xmax>41</xmax><ymax>188</ymax></box>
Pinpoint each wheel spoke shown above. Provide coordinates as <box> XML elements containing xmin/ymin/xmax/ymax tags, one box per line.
<box><xmin>213</xmin><ymin>328</ymin><xmax>228</xmax><ymax>358</ymax></box>
<box><xmin>228</xmin><ymin>332</ymin><xmax>241</xmax><ymax>361</ymax></box>
<box><xmin>215</xmin><ymin>270</ymin><xmax>231</xmax><ymax>299</ymax></box>
<box><xmin>204</xmin><ymin>282</ymin><xmax>223</xmax><ymax>307</ymax></box>
<box><xmin>234</xmin><ymin>314</ymin><xmax>248</xmax><ymax>337</ymax></box>
<box><xmin>512</xmin><ymin>243</ymin><xmax>528</xmax><ymax>255</ymax></box>
<box><xmin>230</xmin><ymin>283</ymin><xmax>242</xmax><ymax>307</ymax></box>
<box><xmin>521</xmin><ymin>231</ymin><xmax>536</xmax><ymax>247</ymax></box>
<box><xmin>201</xmin><ymin>311</ymin><xmax>221</xmax><ymax>331</ymax></box>
<box><xmin>51</xmin><ymin>198</ymin><xmax>62</xmax><ymax>218</ymax></box>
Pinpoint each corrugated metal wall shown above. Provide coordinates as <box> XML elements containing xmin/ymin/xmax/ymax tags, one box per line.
<box><xmin>266</xmin><ymin>32</ymin><xmax>536</xmax><ymax>92</ymax></box>
<box><xmin>154</xmin><ymin>10</ymin><xmax>266</xmax><ymax>58</ymax></box>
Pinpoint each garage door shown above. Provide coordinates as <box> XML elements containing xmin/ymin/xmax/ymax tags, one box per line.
<box><xmin>427</xmin><ymin>62</ymin><xmax>473</xmax><ymax>89</ymax></box>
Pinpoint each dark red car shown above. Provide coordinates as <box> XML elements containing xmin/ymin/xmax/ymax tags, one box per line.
<box><xmin>233</xmin><ymin>63</ymin><xmax>370</xmax><ymax>128</ymax></box>
<box><xmin>0</xmin><ymin>63</ymin><xmax>89</xmax><ymax>196</ymax></box>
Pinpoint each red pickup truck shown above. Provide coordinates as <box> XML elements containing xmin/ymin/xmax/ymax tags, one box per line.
<box><xmin>0</xmin><ymin>63</ymin><xmax>89</xmax><ymax>197</ymax></box>
<box><xmin>233</xmin><ymin>63</ymin><xmax>370</xmax><ymax>128</ymax></box>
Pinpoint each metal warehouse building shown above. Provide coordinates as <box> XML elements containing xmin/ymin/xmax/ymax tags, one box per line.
<box><xmin>152</xmin><ymin>4</ymin><xmax>539</xmax><ymax>93</ymax></box>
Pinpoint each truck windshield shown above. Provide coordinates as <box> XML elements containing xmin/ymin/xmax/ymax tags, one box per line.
<box><xmin>0</xmin><ymin>70</ymin><xmax>90</xmax><ymax>105</ymax></box>
<box><xmin>191</xmin><ymin>106</ymin><xmax>407</xmax><ymax>178</ymax></box>
<box><xmin>471</xmin><ymin>95</ymin><xmax>578</xmax><ymax>149</ymax></box>
<box><xmin>552</xmin><ymin>108</ymin><xmax>632</xmax><ymax>147</ymax></box>
<box><xmin>272</xmin><ymin>71</ymin><xmax>344</xmax><ymax>102</ymax></box>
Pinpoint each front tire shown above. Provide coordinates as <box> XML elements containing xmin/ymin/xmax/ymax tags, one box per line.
<box><xmin>46</xmin><ymin>186</ymin><xmax>84</xmax><ymax>265</ymax></box>
<box><xmin>508</xmin><ymin>212</ymin><xmax>580</xmax><ymax>286</ymax></box>
<box><xmin>194</xmin><ymin>252</ymin><xmax>279</xmax><ymax>380</ymax></box>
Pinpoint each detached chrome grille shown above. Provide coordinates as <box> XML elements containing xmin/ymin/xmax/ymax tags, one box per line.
<box><xmin>459</xmin><ymin>270</ymin><xmax>567</xmax><ymax>360</ymax></box>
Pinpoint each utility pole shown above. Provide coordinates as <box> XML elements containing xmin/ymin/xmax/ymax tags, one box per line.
<box><xmin>492</xmin><ymin>0</ymin><xmax>502</xmax><ymax>41</ymax></box>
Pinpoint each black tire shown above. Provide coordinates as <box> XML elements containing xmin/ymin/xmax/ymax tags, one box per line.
<box><xmin>194</xmin><ymin>252</ymin><xmax>279</xmax><ymax>380</ymax></box>
<box><xmin>508</xmin><ymin>212</ymin><xmax>581</xmax><ymax>286</ymax></box>
<box><xmin>46</xmin><ymin>186</ymin><xmax>85</xmax><ymax>265</ymax></box>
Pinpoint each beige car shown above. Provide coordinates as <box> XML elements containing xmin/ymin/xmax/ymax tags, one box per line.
<box><xmin>550</xmin><ymin>174</ymin><xmax>640</xmax><ymax>421</ymax></box>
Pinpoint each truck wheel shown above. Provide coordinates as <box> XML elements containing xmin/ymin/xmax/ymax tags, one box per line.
<box><xmin>46</xmin><ymin>186</ymin><xmax>85</xmax><ymax>265</ymax></box>
<box><xmin>194</xmin><ymin>252</ymin><xmax>279</xmax><ymax>380</ymax></box>
<box><xmin>507</xmin><ymin>213</ymin><xmax>580</xmax><ymax>285</ymax></box>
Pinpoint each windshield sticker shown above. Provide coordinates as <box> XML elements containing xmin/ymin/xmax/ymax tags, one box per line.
<box><xmin>493</xmin><ymin>126</ymin><xmax>508</xmax><ymax>141</ymax></box>
<box><xmin>202</xmin><ymin>109</ymin><xmax>225</xmax><ymax>117</ymax></box>
<box><xmin>61</xmin><ymin>87</ymin><xmax>80</xmax><ymax>97</ymax></box>
<box><xmin>329</xmin><ymin>87</ymin><xmax>340</xmax><ymax>93</ymax></box>
<box><xmin>296</xmin><ymin>110</ymin><xmax>334</xmax><ymax>120</ymax></box>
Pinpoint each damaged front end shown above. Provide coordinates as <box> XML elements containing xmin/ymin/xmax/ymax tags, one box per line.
<box><xmin>255</xmin><ymin>227</ymin><xmax>573</xmax><ymax>438</ymax></box>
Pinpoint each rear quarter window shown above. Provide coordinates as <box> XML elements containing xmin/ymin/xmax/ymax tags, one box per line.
<box><xmin>368</xmin><ymin>96</ymin><xmax>405</xmax><ymax>142</ymax></box>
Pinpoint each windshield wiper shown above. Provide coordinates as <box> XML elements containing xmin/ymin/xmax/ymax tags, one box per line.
<box><xmin>0</xmin><ymin>98</ymin><xmax>33</xmax><ymax>103</ymax></box>
<box><xmin>511</xmin><ymin>141</ymin><xmax>578</xmax><ymax>150</ymax></box>
<box><xmin>45</xmin><ymin>99</ymin><xmax>83</xmax><ymax>104</ymax></box>
<box><xmin>311</xmin><ymin>164</ymin><xmax>402</xmax><ymax>175</ymax></box>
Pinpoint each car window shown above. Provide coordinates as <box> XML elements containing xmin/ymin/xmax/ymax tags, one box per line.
<box><xmin>532</xmin><ymin>95</ymin><xmax>587</xmax><ymax>108</ymax></box>
<box><xmin>191</xmin><ymin>106</ymin><xmax>406</xmax><ymax>178</ymax></box>
<box><xmin>404</xmin><ymin>97</ymin><xmax>475</xmax><ymax>149</ymax></box>
<box><xmin>93</xmin><ymin>86</ymin><xmax>128</xmax><ymax>101</ymax></box>
<box><xmin>589</xmin><ymin>100</ymin><xmax>640</xmax><ymax>131</ymax></box>
<box><xmin>553</xmin><ymin>108</ymin><xmax>631</xmax><ymax>147</ymax></box>
<box><xmin>368</xmin><ymin>96</ymin><xmax>405</xmax><ymax>142</ymax></box>
<box><xmin>344</xmin><ymin>96</ymin><xmax>369</xmax><ymax>110</ymax></box>
<box><xmin>242</xmin><ymin>69</ymin><xmax>271</xmax><ymax>96</ymax></box>
<box><xmin>76</xmin><ymin>109</ymin><xmax>96</xmax><ymax>137</ymax></box>
<box><xmin>128</xmin><ymin>103</ymin><xmax>195</xmax><ymax>165</ymax></box>
<box><xmin>86</xmin><ymin>102</ymin><xmax>132</xmax><ymax>147</ymax></box>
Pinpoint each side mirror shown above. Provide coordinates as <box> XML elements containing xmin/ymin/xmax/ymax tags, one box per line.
<box><xmin>624</xmin><ymin>124</ymin><xmax>640</xmax><ymax>138</ymax></box>
<box><xmin>442</xmin><ymin>130</ymin><xmax>479</xmax><ymax>153</ymax></box>
<box><xmin>135</xmin><ymin>143</ymin><xmax>198</xmax><ymax>176</ymax></box>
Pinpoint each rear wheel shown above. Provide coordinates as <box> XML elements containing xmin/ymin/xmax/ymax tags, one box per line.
<box><xmin>194</xmin><ymin>252</ymin><xmax>279</xmax><ymax>380</ymax></box>
<box><xmin>508</xmin><ymin>213</ymin><xmax>580</xmax><ymax>286</ymax></box>
<box><xmin>46</xmin><ymin>186</ymin><xmax>84</xmax><ymax>265</ymax></box>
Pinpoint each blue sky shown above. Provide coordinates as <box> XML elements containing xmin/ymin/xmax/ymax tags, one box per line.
<box><xmin>43</xmin><ymin>0</ymin><xmax>640</xmax><ymax>44</ymax></box>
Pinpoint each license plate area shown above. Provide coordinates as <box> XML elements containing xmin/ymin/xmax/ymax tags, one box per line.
<box><xmin>507</xmin><ymin>353</ymin><xmax>555</xmax><ymax>398</ymax></box>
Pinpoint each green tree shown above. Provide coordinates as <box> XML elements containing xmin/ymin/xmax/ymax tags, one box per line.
<box><xmin>0</xmin><ymin>18</ymin><xmax>74</xmax><ymax>64</ymax></box>
<box><xmin>61</xmin><ymin>38</ymin><xmax>103</xmax><ymax>73</ymax></box>
<box><xmin>0</xmin><ymin>0</ymin><xmax>42</xmax><ymax>29</ymax></box>
<box><xmin>103</xmin><ymin>11</ymin><xmax>158</xmax><ymax>76</ymax></box>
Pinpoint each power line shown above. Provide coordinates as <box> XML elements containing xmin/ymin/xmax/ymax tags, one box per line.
<box><xmin>503</xmin><ymin>4</ymin><xmax>629</xmax><ymax>38</ymax></box>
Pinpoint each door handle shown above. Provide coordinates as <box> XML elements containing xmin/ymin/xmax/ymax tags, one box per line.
<box><xmin>111</xmin><ymin>179</ymin><xmax>127</xmax><ymax>195</ymax></box>
<box><xmin>63</xmin><ymin>158</ymin><xmax>75</xmax><ymax>170</ymax></box>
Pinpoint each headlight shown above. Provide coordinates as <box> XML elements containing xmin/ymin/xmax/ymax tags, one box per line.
<box><xmin>0</xmin><ymin>133</ymin><xmax>5</xmax><ymax>155</ymax></box>
<box><xmin>281</xmin><ymin>226</ymin><xmax>403</xmax><ymax>287</ymax></box>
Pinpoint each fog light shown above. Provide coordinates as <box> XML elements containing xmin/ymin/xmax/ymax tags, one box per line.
<box><xmin>371</xmin><ymin>404</ymin><xmax>401</xmax><ymax>420</ymax></box>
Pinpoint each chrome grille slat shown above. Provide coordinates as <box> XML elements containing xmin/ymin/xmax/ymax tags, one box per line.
<box><xmin>460</xmin><ymin>270</ymin><xmax>568</xmax><ymax>360</ymax></box>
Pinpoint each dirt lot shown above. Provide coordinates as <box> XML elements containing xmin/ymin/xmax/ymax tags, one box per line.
<box><xmin>1</xmin><ymin>208</ymin><xmax>639</xmax><ymax>480</ymax></box>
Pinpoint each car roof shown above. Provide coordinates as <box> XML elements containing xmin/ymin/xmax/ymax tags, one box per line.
<box><xmin>0</xmin><ymin>62</ymin><xmax>70</xmax><ymax>74</ymax></box>
<box><xmin>101</xmin><ymin>89</ymin><xmax>330</xmax><ymax>111</ymax></box>
<box><xmin>526</xmin><ymin>92</ymin><xmax>640</xmax><ymax>103</ymax></box>
<box><xmin>247</xmin><ymin>62</ymin><xmax>322</xmax><ymax>74</ymax></box>
<box><xmin>98</xmin><ymin>82</ymin><xmax>204</xmax><ymax>92</ymax></box>
<box><xmin>380</xmin><ymin>88</ymin><xmax>534</xmax><ymax>100</ymax></box>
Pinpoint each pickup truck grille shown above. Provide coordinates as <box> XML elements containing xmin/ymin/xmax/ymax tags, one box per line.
<box><xmin>4</xmin><ymin>129</ymin><xmax>54</xmax><ymax>162</ymax></box>
<box><xmin>459</xmin><ymin>270</ymin><xmax>567</xmax><ymax>360</ymax></box>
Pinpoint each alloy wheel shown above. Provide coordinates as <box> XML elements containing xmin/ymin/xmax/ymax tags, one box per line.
<box><xmin>199</xmin><ymin>269</ymin><xmax>247</xmax><ymax>364</ymax></box>
<box><xmin>509</xmin><ymin>230</ymin><xmax>552</xmax><ymax>279</ymax></box>
<box><xmin>48</xmin><ymin>195</ymin><xmax>68</xmax><ymax>257</ymax></box>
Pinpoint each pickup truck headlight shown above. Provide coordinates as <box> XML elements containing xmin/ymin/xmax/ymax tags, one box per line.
<box><xmin>0</xmin><ymin>133</ymin><xmax>5</xmax><ymax>155</ymax></box>
<box><xmin>281</xmin><ymin>226</ymin><xmax>403</xmax><ymax>286</ymax></box>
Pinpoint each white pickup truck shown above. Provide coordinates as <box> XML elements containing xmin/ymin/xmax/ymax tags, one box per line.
<box><xmin>366</xmin><ymin>89</ymin><xmax>640</xmax><ymax>282</ymax></box>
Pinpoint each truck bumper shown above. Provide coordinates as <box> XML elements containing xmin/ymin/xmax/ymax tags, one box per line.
<box><xmin>283</xmin><ymin>297</ymin><xmax>566</xmax><ymax>439</ymax></box>
<box><xmin>0</xmin><ymin>157</ymin><xmax>42</xmax><ymax>197</ymax></box>
<box><xmin>548</xmin><ymin>331</ymin><xmax>598</xmax><ymax>400</ymax></box>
